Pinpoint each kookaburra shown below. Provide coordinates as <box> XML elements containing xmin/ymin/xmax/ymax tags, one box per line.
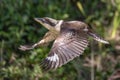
<box><xmin>19</xmin><ymin>17</ymin><xmax>109</xmax><ymax>70</ymax></box>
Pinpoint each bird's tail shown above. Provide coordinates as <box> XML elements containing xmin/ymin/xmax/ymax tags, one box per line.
<box><xmin>88</xmin><ymin>31</ymin><xmax>109</xmax><ymax>44</ymax></box>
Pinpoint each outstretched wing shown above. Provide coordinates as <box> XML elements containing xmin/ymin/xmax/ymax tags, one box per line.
<box><xmin>41</xmin><ymin>28</ymin><xmax>89</xmax><ymax>70</ymax></box>
<box><xmin>19</xmin><ymin>31</ymin><xmax>58</xmax><ymax>51</ymax></box>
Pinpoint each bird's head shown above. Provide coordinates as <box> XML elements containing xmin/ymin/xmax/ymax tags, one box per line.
<box><xmin>34</xmin><ymin>17</ymin><xmax>63</xmax><ymax>31</ymax></box>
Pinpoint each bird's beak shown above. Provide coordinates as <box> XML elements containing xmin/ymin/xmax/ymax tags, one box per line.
<box><xmin>34</xmin><ymin>18</ymin><xmax>44</xmax><ymax>24</ymax></box>
<box><xmin>34</xmin><ymin>18</ymin><xmax>54</xmax><ymax>30</ymax></box>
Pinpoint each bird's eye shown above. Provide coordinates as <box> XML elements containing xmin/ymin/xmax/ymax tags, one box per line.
<box><xmin>45</xmin><ymin>19</ymin><xmax>56</xmax><ymax>26</ymax></box>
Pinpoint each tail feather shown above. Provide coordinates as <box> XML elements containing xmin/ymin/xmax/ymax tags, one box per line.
<box><xmin>88</xmin><ymin>32</ymin><xmax>109</xmax><ymax>44</ymax></box>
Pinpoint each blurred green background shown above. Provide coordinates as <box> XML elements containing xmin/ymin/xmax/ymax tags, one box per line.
<box><xmin>0</xmin><ymin>0</ymin><xmax>120</xmax><ymax>80</ymax></box>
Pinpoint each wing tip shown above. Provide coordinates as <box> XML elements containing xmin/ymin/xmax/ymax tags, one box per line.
<box><xmin>88</xmin><ymin>32</ymin><xmax>109</xmax><ymax>44</ymax></box>
<box><xmin>99</xmin><ymin>39</ymin><xmax>109</xmax><ymax>44</ymax></box>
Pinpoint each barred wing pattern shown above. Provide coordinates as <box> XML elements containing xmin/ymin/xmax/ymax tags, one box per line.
<box><xmin>41</xmin><ymin>29</ymin><xmax>89</xmax><ymax>70</ymax></box>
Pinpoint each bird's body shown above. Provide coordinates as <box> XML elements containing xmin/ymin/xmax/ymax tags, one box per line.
<box><xmin>19</xmin><ymin>17</ymin><xmax>109</xmax><ymax>71</ymax></box>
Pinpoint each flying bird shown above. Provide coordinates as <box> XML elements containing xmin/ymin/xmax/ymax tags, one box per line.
<box><xmin>19</xmin><ymin>17</ymin><xmax>109</xmax><ymax>70</ymax></box>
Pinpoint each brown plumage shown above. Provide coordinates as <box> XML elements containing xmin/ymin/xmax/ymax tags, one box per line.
<box><xmin>19</xmin><ymin>17</ymin><xmax>109</xmax><ymax>71</ymax></box>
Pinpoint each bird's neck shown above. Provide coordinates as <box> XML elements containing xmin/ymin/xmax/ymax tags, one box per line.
<box><xmin>55</xmin><ymin>20</ymin><xmax>63</xmax><ymax>31</ymax></box>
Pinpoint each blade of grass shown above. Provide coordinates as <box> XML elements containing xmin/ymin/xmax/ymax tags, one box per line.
<box><xmin>111</xmin><ymin>11</ymin><xmax>120</xmax><ymax>39</ymax></box>
<box><xmin>76</xmin><ymin>1</ymin><xmax>86</xmax><ymax>16</ymax></box>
